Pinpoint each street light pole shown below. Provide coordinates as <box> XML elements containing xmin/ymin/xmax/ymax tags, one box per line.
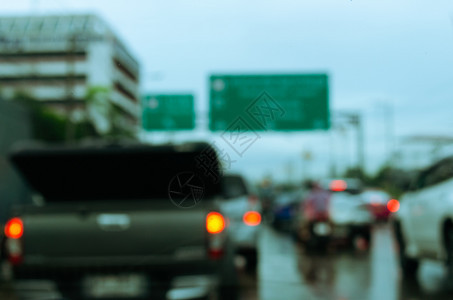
<box><xmin>376</xmin><ymin>101</ymin><xmax>395</xmax><ymax>165</ymax></box>
<box><xmin>357</xmin><ymin>114</ymin><xmax>365</xmax><ymax>176</ymax></box>
<box><xmin>333</xmin><ymin>111</ymin><xmax>366</xmax><ymax>179</ymax></box>
<box><xmin>329</xmin><ymin>128</ymin><xmax>337</xmax><ymax>177</ymax></box>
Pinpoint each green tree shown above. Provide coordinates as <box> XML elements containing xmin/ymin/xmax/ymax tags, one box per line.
<box><xmin>370</xmin><ymin>165</ymin><xmax>414</xmax><ymax>198</ymax></box>
<box><xmin>12</xmin><ymin>91</ymin><xmax>99</xmax><ymax>142</ymax></box>
<box><xmin>342</xmin><ymin>167</ymin><xmax>372</xmax><ymax>185</ymax></box>
<box><xmin>84</xmin><ymin>86</ymin><xmax>135</xmax><ymax>139</ymax></box>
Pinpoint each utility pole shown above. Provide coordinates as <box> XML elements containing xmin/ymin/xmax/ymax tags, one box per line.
<box><xmin>329</xmin><ymin>129</ymin><xmax>337</xmax><ymax>177</ymax></box>
<box><xmin>301</xmin><ymin>150</ymin><xmax>313</xmax><ymax>182</ymax></box>
<box><xmin>376</xmin><ymin>101</ymin><xmax>395</xmax><ymax>165</ymax></box>
<box><xmin>285</xmin><ymin>160</ymin><xmax>295</xmax><ymax>186</ymax></box>
<box><xmin>333</xmin><ymin>111</ymin><xmax>365</xmax><ymax>179</ymax></box>
<box><xmin>356</xmin><ymin>114</ymin><xmax>365</xmax><ymax>176</ymax></box>
<box><xmin>386</xmin><ymin>102</ymin><xmax>395</xmax><ymax>164</ymax></box>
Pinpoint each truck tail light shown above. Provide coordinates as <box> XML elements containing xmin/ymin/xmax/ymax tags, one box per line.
<box><xmin>243</xmin><ymin>211</ymin><xmax>261</xmax><ymax>226</ymax></box>
<box><xmin>206</xmin><ymin>212</ymin><xmax>225</xmax><ymax>234</ymax></box>
<box><xmin>4</xmin><ymin>217</ymin><xmax>24</xmax><ymax>265</ymax></box>
<box><xmin>5</xmin><ymin>239</ymin><xmax>23</xmax><ymax>265</ymax></box>
<box><xmin>5</xmin><ymin>217</ymin><xmax>23</xmax><ymax>239</ymax></box>
<box><xmin>206</xmin><ymin>212</ymin><xmax>226</xmax><ymax>259</ymax></box>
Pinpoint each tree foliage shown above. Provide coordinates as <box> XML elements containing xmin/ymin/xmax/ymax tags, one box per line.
<box><xmin>342</xmin><ymin>165</ymin><xmax>415</xmax><ymax>198</ymax></box>
<box><xmin>12</xmin><ymin>91</ymin><xmax>99</xmax><ymax>142</ymax></box>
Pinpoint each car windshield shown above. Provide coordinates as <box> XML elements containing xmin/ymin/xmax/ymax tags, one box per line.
<box><xmin>1</xmin><ymin>1</ymin><xmax>453</xmax><ymax>300</ymax></box>
<box><xmin>222</xmin><ymin>175</ymin><xmax>249</xmax><ymax>199</ymax></box>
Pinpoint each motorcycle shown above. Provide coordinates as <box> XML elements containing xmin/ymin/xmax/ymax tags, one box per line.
<box><xmin>299</xmin><ymin>211</ymin><xmax>333</xmax><ymax>251</ymax></box>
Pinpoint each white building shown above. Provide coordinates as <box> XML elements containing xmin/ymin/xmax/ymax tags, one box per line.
<box><xmin>0</xmin><ymin>14</ymin><xmax>140</xmax><ymax>133</ymax></box>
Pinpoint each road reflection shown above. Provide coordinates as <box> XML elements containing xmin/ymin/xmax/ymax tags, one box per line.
<box><xmin>399</xmin><ymin>261</ymin><xmax>453</xmax><ymax>300</ymax></box>
<box><xmin>255</xmin><ymin>223</ymin><xmax>453</xmax><ymax>300</ymax></box>
<box><xmin>298</xmin><ymin>251</ymin><xmax>371</xmax><ymax>300</ymax></box>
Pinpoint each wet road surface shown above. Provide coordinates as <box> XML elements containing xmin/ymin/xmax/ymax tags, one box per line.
<box><xmin>2</xmin><ymin>223</ymin><xmax>453</xmax><ymax>299</ymax></box>
<box><xmin>240</xmin><ymin>223</ymin><xmax>453</xmax><ymax>300</ymax></box>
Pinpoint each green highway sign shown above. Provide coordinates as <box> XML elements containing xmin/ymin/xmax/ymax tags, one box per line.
<box><xmin>142</xmin><ymin>94</ymin><xmax>195</xmax><ymax>131</ymax></box>
<box><xmin>209</xmin><ymin>74</ymin><xmax>329</xmax><ymax>131</ymax></box>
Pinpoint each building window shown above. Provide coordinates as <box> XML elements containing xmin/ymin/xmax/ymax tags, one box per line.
<box><xmin>0</xmin><ymin>51</ymin><xmax>86</xmax><ymax>62</ymax></box>
<box><xmin>113</xmin><ymin>58</ymin><xmax>137</xmax><ymax>82</ymax></box>
<box><xmin>0</xmin><ymin>75</ymin><xmax>86</xmax><ymax>85</ymax></box>
<box><xmin>114</xmin><ymin>82</ymin><xmax>137</xmax><ymax>103</ymax></box>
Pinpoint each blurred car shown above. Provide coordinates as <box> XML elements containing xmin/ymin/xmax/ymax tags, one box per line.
<box><xmin>220</xmin><ymin>174</ymin><xmax>262</xmax><ymax>271</ymax></box>
<box><xmin>297</xmin><ymin>178</ymin><xmax>373</xmax><ymax>249</ymax></box>
<box><xmin>360</xmin><ymin>189</ymin><xmax>393</xmax><ymax>221</ymax></box>
<box><xmin>272</xmin><ymin>188</ymin><xmax>307</xmax><ymax>233</ymax></box>
<box><xmin>328</xmin><ymin>183</ymin><xmax>373</xmax><ymax>244</ymax></box>
<box><xmin>393</xmin><ymin>156</ymin><xmax>453</xmax><ymax>278</ymax></box>
<box><xmin>2</xmin><ymin>142</ymin><xmax>239</xmax><ymax>300</ymax></box>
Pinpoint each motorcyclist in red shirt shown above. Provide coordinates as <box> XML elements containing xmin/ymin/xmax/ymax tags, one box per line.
<box><xmin>298</xmin><ymin>180</ymin><xmax>332</xmax><ymax>249</ymax></box>
<box><xmin>303</xmin><ymin>180</ymin><xmax>331</xmax><ymax>221</ymax></box>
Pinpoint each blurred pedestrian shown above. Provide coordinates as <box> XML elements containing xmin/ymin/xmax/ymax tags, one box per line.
<box><xmin>303</xmin><ymin>180</ymin><xmax>330</xmax><ymax>221</ymax></box>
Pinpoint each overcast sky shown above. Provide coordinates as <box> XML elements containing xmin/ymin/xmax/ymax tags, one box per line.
<box><xmin>2</xmin><ymin>0</ymin><xmax>453</xmax><ymax>182</ymax></box>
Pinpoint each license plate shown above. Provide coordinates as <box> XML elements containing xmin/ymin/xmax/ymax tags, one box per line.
<box><xmin>83</xmin><ymin>274</ymin><xmax>147</xmax><ymax>298</ymax></box>
<box><xmin>313</xmin><ymin>222</ymin><xmax>331</xmax><ymax>236</ymax></box>
<box><xmin>333</xmin><ymin>226</ymin><xmax>349</xmax><ymax>237</ymax></box>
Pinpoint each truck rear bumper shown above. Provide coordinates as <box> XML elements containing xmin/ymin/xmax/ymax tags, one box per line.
<box><xmin>11</xmin><ymin>257</ymin><xmax>221</xmax><ymax>280</ymax></box>
<box><xmin>10</xmin><ymin>252</ymin><xmax>238</xmax><ymax>299</ymax></box>
<box><xmin>8</xmin><ymin>275</ymin><xmax>219</xmax><ymax>300</ymax></box>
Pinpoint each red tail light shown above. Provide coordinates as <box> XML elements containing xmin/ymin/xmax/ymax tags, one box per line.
<box><xmin>206</xmin><ymin>212</ymin><xmax>225</xmax><ymax>234</ymax></box>
<box><xmin>5</xmin><ymin>239</ymin><xmax>23</xmax><ymax>265</ymax></box>
<box><xmin>5</xmin><ymin>217</ymin><xmax>23</xmax><ymax>239</ymax></box>
<box><xmin>330</xmin><ymin>180</ymin><xmax>347</xmax><ymax>192</ymax></box>
<box><xmin>387</xmin><ymin>199</ymin><xmax>400</xmax><ymax>213</ymax></box>
<box><xmin>206</xmin><ymin>212</ymin><xmax>226</xmax><ymax>259</ymax></box>
<box><xmin>243</xmin><ymin>211</ymin><xmax>261</xmax><ymax>226</ymax></box>
<box><xmin>4</xmin><ymin>217</ymin><xmax>24</xmax><ymax>265</ymax></box>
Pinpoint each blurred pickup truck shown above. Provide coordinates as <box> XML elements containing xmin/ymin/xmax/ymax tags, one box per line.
<box><xmin>2</xmin><ymin>142</ymin><xmax>238</xmax><ymax>300</ymax></box>
<box><xmin>393</xmin><ymin>155</ymin><xmax>453</xmax><ymax>279</ymax></box>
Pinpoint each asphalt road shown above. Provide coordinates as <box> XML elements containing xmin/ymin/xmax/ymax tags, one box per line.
<box><xmin>3</xmin><ymin>223</ymin><xmax>453</xmax><ymax>299</ymax></box>
<box><xmin>238</xmin><ymin>223</ymin><xmax>453</xmax><ymax>300</ymax></box>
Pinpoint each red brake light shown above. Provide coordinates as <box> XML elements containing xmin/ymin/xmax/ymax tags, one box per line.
<box><xmin>387</xmin><ymin>199</ymin><xmax>400</xmax><ymax>213</ymax></box>
<box><xmin>206</xmin><ymin>212</ymin><xmax>225</xmax><ymax>234</ymax></box>
<box><xmin>330</xmin><ymin>180</ymin><xmax>347</xmax><ymax>192</ymax></box>
<box><xmin>5</xmin><ymin>217</ymin><xmax>24</xmax><ymax>239</ymax></box>
<box><xmin>243</xmin><ymin>211</ymin><xmax>261</xmax><ymax>226</ymax></box>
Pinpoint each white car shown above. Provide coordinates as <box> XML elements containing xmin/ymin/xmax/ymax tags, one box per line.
<box><xmin>326</xmin><ymin>179</ymin><xmax>373</xmax><ymax>243</ymax></box>
<box><xmin>393</xmin><ymin>156</ymin><xmax>453</xmax><ymax>277</ymax></box>
<box><xmin>220</xmin><ymin>174</ymin><xmax>262</xmax><ymax>270</ymax></box>
<box><xmin>297</xmin><ymin>179</ymin><xmax>373</xmax><ymax>248</ymax></box>
<box><xmin>360</xmin><ymin>189</ymin><xmax>393</xmax><ymax>221</ymax></box>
